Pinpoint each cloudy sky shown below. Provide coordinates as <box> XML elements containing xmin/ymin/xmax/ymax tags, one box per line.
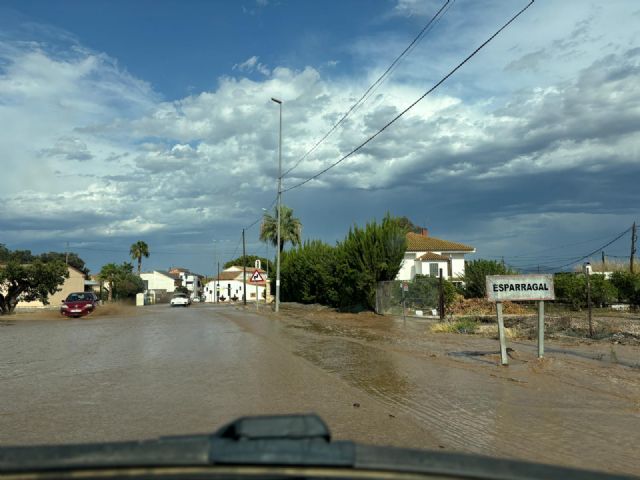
<box><xmin>1</xmin><ymin>0</ymin><xmax>639</xmax><ymax>275</ymax></box>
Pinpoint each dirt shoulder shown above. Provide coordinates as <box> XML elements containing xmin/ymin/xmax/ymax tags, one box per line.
<box><xmin>262</xmin><ymin>302</ymin><xmax>640</xmax><ymax>369</ymax></box>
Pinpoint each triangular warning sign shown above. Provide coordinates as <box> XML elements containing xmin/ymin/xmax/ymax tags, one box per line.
<box><xmin>249</xmin><ymin>269</ymin><xmax>265</xmax><ymax>283</ymax></box>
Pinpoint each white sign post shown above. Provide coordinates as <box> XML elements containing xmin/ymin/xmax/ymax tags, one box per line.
<box><xmin>249</xmin><ymin>267</ymin><xmax>266</xmax><ymax>311</ymax></box>
<box><xmin>486</xmin><ymin>274</ymin><xmax>555</xmax><ymax>365</ymax></box>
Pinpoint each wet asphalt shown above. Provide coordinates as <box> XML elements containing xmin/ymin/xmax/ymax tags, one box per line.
<box><xmin>1</xmin><ymin>303</ymin><xmax>638</xmax><ymax>475</ymax></box>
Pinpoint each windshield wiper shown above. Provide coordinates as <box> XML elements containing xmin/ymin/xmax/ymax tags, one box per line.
<box><xmin>0</xmin><ymin>414</ymin><xmax>635</xmax><ymax>479</ymax></box>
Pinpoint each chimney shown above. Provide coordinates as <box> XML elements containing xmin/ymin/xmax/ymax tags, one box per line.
<box><xmin>421</xmin><ymin>228</ymin><xmax>429</xmax><ymax>237</ymax></box>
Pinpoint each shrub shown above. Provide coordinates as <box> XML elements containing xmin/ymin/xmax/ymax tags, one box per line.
<box><xmin>554</xmin><ymin>273</ymin><xmax>586</xmax><ymax>310</ymax></box>
<box><xmin>461</xmin><ymin>259</ymin><xmax>513</xmax><ymax>298</ymax></box>
<box><xmin>609</xmin><ymin>271</ymin><xmax>640</xmax><ymax>306</ymax></box>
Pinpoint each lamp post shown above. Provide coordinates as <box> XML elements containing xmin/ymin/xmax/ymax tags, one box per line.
<box><xmin>271</xmin><ymin>97</ymin><xmax>282</xmax><ymax>313</ymax></box>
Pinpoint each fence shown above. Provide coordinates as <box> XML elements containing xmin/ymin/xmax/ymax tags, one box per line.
<box><xmin>375</xmin><ymin>276</ymin><xmax>443</xmax><ymax>317</ymax></box>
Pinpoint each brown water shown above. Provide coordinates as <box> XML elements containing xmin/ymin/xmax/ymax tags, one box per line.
<box><xmin>1</xmin><ymin>304</ymin><xmax>638</xmax><ymax>475</ymax></box>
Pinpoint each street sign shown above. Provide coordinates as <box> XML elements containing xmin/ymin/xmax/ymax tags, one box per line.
<box><xmin>402</xmin><ymin>281</ymin><xmax>409</xmax><ymax>292</ymax></box>
<box><xmin>249</xmin><ymin>269</ymin><xmax>265</xmax><ymax>284</ymax></box>
<box><xmin>486</xmin><ymin>274</ymin><xmax>555</xmax><ymax>302</ymax></box>
<box><xmin>486</xmin><ymin>274</ymin><xmax>555</xmax><ymax>365</ymax></box>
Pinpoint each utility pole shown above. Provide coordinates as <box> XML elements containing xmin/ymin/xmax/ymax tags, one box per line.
<box><xmin>242</xmin><ymin>228</ymin><xmax>247</xmax><ymax>305</ymax></box>
<box><xmin>602</xmin><ymin>250</ymin><xmax>605</xmax><ymax>268</ymax></box>
<box><xmin>631</xmin><ymin>222</ymin><xmax>637</xmax><ymax>274</ymax></box>
<box><xmin>65</xmin><ymin>242</ymin><xmax>69</xmax><ymax>265</ymax></box>
<box><xmin>271</xmin><ymin>97</ymin><xmax>283</xmax><ymax>313</ymax></box>
<box><xmin>217</xmin><ymin>262</ymin><xmax>220</xmax><ymax>303</ymax></box>
<box><xmin>585</xmin><ymin>263</ymin><xmax>593</xmax><ymax>338</ymax></box>
<box><xmin>438</xmin><ymin>268</ymin><xmax>445</xmax><ymax>320</ymax></box>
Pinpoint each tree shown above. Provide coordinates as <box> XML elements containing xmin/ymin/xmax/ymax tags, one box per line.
<box><xmin>280</xmin><ymin>240</ymin><xmax>341</xmax><ymax>306</ymax></box>
<box><xmin>461</xmin><ymin>259</ymin><xmax>514</xmax><ymax>298</ymax></box>
<box><xmin>129</xmin><ymin>241</ymin><xmax>150</xmax><ymax>274</ymax></box>
<box><xmin>396</xmin><ymin>216</ymin><xmax>424</xmax><ymax>234</ymax></box>
<box><xmin>554</xmin><ymin>273</ymin><xmax>586</xmax><ymax>310</ymax></box>
<box><xmin>335</xmin><ymin>214</ymin><xmax>407</xmax><ymax>311</ymax></box>
<box><xmin>260</xmin><ymin>205</ymin><xmax>302</xmax><ymax>252</ymax></box>
<box><xmin>610</xmin><ymin>271</ymin><xmax>640</xmax><ymax>307</ymax></box>
<box><xmin>39</xmin><ymin>252</ymin><xmax>89</xmax><ymax>275</ymax></box>
<box><xmin>98</xmin><ymin>263</ymin><xmax>120</xmax><ymax>302</ymax></box>
<box><xmin>99</xmin><ymin>262</ymin><xmax>144</xmax><ymax>301</ymax></box>
<box><xmin>0</xmin><ymin>258</ymin><xmax>69</xmax><ymax>315</ymax></box>
<box><xmin>224</xmin><ymin>255</ymin><xmax>274</xmax><ymax>274</ymax></box>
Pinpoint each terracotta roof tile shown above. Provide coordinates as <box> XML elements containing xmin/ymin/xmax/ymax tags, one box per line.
<box><xmin>406</xmin><ymin>232</ymin><xmax>475</xmax><ymax>252</ymax></box>
<box><xmin>417</xmin><ymin>252</ymin><xmax>449</xmax><ymax>261</ymax></box>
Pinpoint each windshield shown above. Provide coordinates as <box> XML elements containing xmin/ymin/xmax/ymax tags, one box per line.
<box><xmin>1</xmin><ymin>1</ymin><xmax>639</xmax><ymax>478</ymax></box>
<box><xmin>66</xmin><ymin>293</ymin><xmax>89</xmax><ymax>302</ymax></box>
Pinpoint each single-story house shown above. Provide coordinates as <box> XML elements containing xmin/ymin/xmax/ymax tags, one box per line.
<box><xmin>15</xmin><ymin>265</ymin><xmax>88</xmax><ymax>309</ymax></box>
<box><xmin>140</xmin><ymin>270</ymin><xmax>180</xmax><ymax>294</ymax></box>
<box><xmin>396</xmin><ymin>229</ymin><xmax>475</xmax><ymax>282</ymax></box>
<box><xmin>204</xmin><ymin>266</ymin><xmax>269</xmax><ymax>303</ymax></box>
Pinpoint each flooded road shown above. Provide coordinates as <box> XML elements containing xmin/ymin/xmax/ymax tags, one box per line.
<box><xmin>1</xmin><ymin>304</ymin><xmax>639</xmax><ymax>475</ymax></box>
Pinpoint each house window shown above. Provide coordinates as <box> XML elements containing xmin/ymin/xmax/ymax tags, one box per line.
<box><xmin>429</xmin><ymin>263</ymin><xmax>439</xmax><ymax>277</ymax></box>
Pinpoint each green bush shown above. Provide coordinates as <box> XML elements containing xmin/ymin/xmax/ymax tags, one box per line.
<box><xmin>279</xmin><ymin>214</ymin><xmax>407</xmax><ymax>312</ymax></box>
<box><xmin>461</xmin><ymin>259</ymin><xmax>513</xmax><ymax>298</ymax></box>
<box><xmin>334</xmin><ymin>214</ymin><xmax>407</xmax><ymax>311</ymax></box>
<box><xmin>589</xmin><ymin>274</ymin><xmax>618</xmax><ymax>307</ymax></box>
<box><xmin>609</xmin><ymin>271</ymin><xmax>640</xmax><ymax>306</ymax></box>
<box><xmin>554</xmin><ymin>273</ymin><xmax>586</xmax><ymax>310</ymax></box>
<box><xmin>280</xmin><ymin>240</ymin><xmax>340</xmax><ymax>306</ymax></box>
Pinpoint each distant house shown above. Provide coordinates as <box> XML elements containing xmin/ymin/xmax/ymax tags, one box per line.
<box><xmin>15</xmin><ymin>265</ymin><xmax>88</xmax><ymax>309</ymax></box>
<box><xmin>396</xmin><ymin>229</ymin><xmax>475</xmax><ymax>282</ymax></box>
<box><xmin>168</xmin><ymin>267</ymin><xmax>203</xmax><ymax>299</ymax></box>
<box><xmin>204</xmin><ymin>266</ymin><xmax>269</xmax><ymax>303</ymax></box>
<box><xmin>140</xmin><ymin>270</ymin><xmax>180</xmax><ymax>295</ymax></box>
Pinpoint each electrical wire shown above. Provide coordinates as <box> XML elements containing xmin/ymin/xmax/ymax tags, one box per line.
<box><xmin>283</xmin><ymin>0</ymin><xmax>535</xmax><ymax>193</ymax></box>
<box><xmin>281</xmin><ymin>0</ymin><xmax>453</xmax><ymax>179</ymax></box>
<box><xmin>543</xmin><ymin>227</ymin><xmax>632</xmax><ymax>271</ymax></box>
<box><xmin>242</xmin><ymin>195</ymin><xmax>278</xmax><ymax>231</ymax></box>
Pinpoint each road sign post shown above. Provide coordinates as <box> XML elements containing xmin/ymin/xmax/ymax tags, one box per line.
<box><xmin>248</xmin><ymin>268</ymin><xmax>266</xmax><ymax>311</ymax></box>
<box><xmin>486</xmin><ymin>274</ymin><xmax>555</xmax><ymax>365</ymax></box>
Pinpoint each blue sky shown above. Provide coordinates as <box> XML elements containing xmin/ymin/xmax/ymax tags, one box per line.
<box><xmin>1</xmin><ymin>0</ymin><xmax>639</xmax><ymax>275</ymax></box>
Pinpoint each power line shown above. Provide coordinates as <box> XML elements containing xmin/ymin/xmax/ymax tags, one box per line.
<box><xmin>283</xmin><ymin>0</ymin><xmax>535</xmax><ymax>193</ymax></box>
<box><xmin>544</xmin><ymin>227</ymin><xmax>632</xmax><ymax>271</ymax></box>
<box><xmin>243</xmin><ymin>195</ymin><xmax>278</xmax><ymax>231</ymax></box>
<box><xmin>282</xmin><ymin>0</ymin><xmax>453</xmax><ymax>179</ymax></box>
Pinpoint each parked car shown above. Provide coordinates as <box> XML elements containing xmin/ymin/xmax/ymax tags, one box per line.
<box><xmin>60</xmin><ymin>292</ymin><xmax>98</xmax><ymax>318</ymax></box>
<box><xmin>170</xmin><ymin>293</ymin><xmax>191</xmax><ymax>307</ymax></box>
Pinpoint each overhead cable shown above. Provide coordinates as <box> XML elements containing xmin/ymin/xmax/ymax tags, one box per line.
<box><xmin>283</xmin><ymin>0</ymin><xmax>535</xmax><ymax>193</ymax></box>
<box><xmin>546</xmin><ymin>227</ymin><xmax>632</xmax><ymax>271</ymax></box>
<box><xmin>281</xmin><ymin>0</ymin><xmax>453</xmax><ymax>179</ymax></box>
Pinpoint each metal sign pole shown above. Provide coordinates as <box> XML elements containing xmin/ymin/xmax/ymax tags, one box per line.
<box><xmin>496</xmin><ymin>302</ymin><xmax>508</xmax><ymax>366</ymax></box>
<box><xmin>538</xmin><ymin>300</ymin><xmax>544</xmax><ymax>358</ymax></box>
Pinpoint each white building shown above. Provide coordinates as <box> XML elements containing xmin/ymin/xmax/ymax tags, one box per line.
<box><xmin>396</xmin><ymin>230</ymin><xmax>475</xmax><ymax>283</ymax></box>
<box><xmin>204</xmin><ymin>266</ymin><xmax>269</xmax><ymax>303</ymax></box>
<box><xmin>140</xmin><ymin>270</ymin><xmax>179</xmax><ymax>294</ymax></box>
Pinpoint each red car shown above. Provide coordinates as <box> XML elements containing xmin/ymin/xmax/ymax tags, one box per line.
<box><xmin>60</xmin><ymin>292</ymin><xmax>98</xmax><ymax>318</ymax></box>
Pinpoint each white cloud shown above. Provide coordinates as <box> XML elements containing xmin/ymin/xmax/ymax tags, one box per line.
<box><xmin>1</xmin><ymin>2</ymin><xmax>639</xmax><ymax>272</ymax></box>
<box><xmin>232</xmin><ymin>55</ymin><xmax>271</xmax><ymax>76</ymax></box>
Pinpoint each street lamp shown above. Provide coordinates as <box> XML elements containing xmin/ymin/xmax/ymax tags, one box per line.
<box><xmin>271</xmin><ymin>97</ymin><xmax>282</xmax><ymax>313</ymax></box>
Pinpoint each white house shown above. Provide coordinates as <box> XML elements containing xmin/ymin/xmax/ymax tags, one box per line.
<box><xmin>396</xmin><ymin>229</ymin><xmax>475</xmax><ymax>283</ymax></box>
<box><xmin>204</xmin><ymin>266</ymin><xmax>269</xmax><ymax>303</ymax></box>
<box><xmin>140</xmin><ymin>270</ymin><xmax>179</xmax><ymax>294</ymax></box>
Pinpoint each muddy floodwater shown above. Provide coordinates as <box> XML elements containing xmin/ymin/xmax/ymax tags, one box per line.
<box><xmin>1</xmin><ymin>303</ymin><xmax>639</xmax><ymax>476</ymax></box>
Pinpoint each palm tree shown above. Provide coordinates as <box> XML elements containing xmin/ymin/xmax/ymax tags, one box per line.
<box><xmin>98</xmin><ymin>263</ymin><xmax>120</xmax><ymax>302</ymax></box>
<box><xmin>130</xmin><ymin>241</ymin><xmax>150</xmax><ymax>274</ymax></box>
<box><xmin>260</xmin><ymin>205</ymin><xmax>302</xmax><ymax>252</ymax></box>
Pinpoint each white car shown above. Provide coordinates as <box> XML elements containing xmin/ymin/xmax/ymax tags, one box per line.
<box><xmin>170</xmin><ymin>293</ymin><xmax>191</xmax><ymax>307</ymax></box>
